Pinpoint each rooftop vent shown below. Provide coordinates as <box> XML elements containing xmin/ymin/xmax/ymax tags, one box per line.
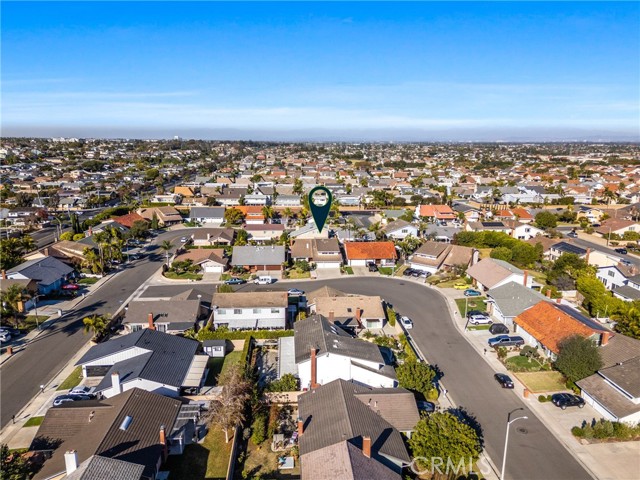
<box><xmin>119</xmin><ymin>415</ymin><xmax>133</xmax><ymax>431</ymax></box>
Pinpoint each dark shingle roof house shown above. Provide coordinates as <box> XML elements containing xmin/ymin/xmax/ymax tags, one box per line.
<box><xmin>6</xmin><ymin>255</ymin><xmax>74</xmax><ymax>291</ymax></box>
<box><xmin>32</xmin><ymin>388</ymin><xmax>183</xmax><ymax>480</ymax></box>
<box><xmin>65</xmin><ymin>455</ymin><xmax>145</xmax><ymax>480</ymax></box>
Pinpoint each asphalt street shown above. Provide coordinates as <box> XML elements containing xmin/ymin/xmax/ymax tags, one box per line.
<box><xmin>138</xmin><ymin>279</ymin><xmax>591</xmax><ymax>480</ymax></box>
<box><xmin>0</xmin><ymin>229</ymin><xmax>187</xmax><ymax>428</ymax></box>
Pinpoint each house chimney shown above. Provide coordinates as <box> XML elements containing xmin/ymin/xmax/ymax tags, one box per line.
<box><xmin>159</xmin><ymin>425</ymin><xmax>168</xmax><ymax>460</ymax></box>
<box><xmin>546</xmin><ymin>289</ymin><xmax>552</xmax><ymax>298</ymax></box>
<box><xmin>297</xmin><ymin>417</ymin><xmax>304</xmax><ymax>436</ymax></box>
<box><xmin>1</xmin><ymin>270</ymin><xmax>5</xmax><ymax>280</ymax></box>
<box><xmin>64</xmin><ymin>450</ymin><xmax>78</xmax><ymax>475</ymax></box>
<box><xmin>601</xmin><ymin>331</ymin><xmax>611</xmax><ymax>346</ymax></box>
<box><xmin>329</xmin><ymin>310</ymin><xmax>334</xmax><ymax>321</ymax></box>
<box><xmin>207</xmin><ymin>233</ymin><xmax>211</xmax><ymax>241</ymax></box>
<box><xmin>111</xmin><ymin>371</ymin><xmax>122</xmax><ymax>395</ymax></box>
<box><xmin>556</xmin><ymin>297</ymin><xmax>562</xmax><ymax>304</ymax></box>
<box><xmin>523</xmin><ymin>270</ymin><xmax>529</xmax><ymax>287</ymax></box>
<box><xmin>585</xmin><ymin>248</ymin><xmax>591</xmax><ymax>265</ymax></box>
<box><xmin>44</xmin><ymin>247</ymin><xmax>50</xmax><ymax>256</ymax></box>
<box><xmin>148</xmin><ymin>313</ymin><xmax>155</xmax><ymax>330</ymax></box>
<box><xmin>310</xmin><ymin>347</ymin><xmax>319</xmax><ymax>388</ymax></box>
<box><xmin>362</xmin><ymin>436</ymin><xmax>371</xmax><ymax>458</ymax></box>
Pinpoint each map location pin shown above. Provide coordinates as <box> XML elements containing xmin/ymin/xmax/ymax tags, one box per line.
<box><xmin>308</xmin><ymin>186</ymin><xmax>333</xmax><ymax>233</ymax></box>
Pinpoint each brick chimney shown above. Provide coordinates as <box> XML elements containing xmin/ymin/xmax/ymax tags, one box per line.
<box><xmin>111</xmin><ymin>371</ymin><xmax>122</xmax><ymax>395</ymax></box>
<box><xmin>556</xmin><ymin>297</ymin><xmax>562</xmax><ymax>304</ymax></box>
<box><xmin>297</xmin><ymin>417</ymin><xmax>304</xmax><ymax>436</ymax></box>
<box><xmin>310</xmin><ymin>347</ymin><xmax>319</xmax><ymax>388</ymax></box>
<box><xmin>546</xmin><ymin>289</ymin><xmax>552</xmax><ymax>298</ymax></box>
<box><xmin>355</xmin><ymin>308</ymin><xmax>363</xmax><ymax>327</ymax></box>
<box><xmin>601</xmin><ymin>331</ymin><xmax>612</xmax><ymax>346</ymax></box>
<box><xmin>44</xmin><ymin>247</ymin><xmax>50</xmax><ymax>256</ymax></box>
<box><xmin>159</xmin><ymin>425</ymin><xmax>168</xmax><ymax>460</ymax></box>
<box><xmin>585</xmin><ymin>248</ymin><xmax>591</xmax><ymax>264</ymax></box>
<box><xmin>329</xmin><ymin>310</ymin><xmax>334</xmax><ymax>321</ymax></box>
<box><xmin>148</xmin><ymin>313</ymin><xmax>155</xmax><ymax>330</ymax></box>
<box><xmin>1</xmin><ymin>270</ymin><xmax>6</xmax><ymax>280</ymax></box>
<box><xmin>523</xmin><ymin>270</ymin><xmax>529</xmax><ymax>287</ymax></box>
<box><xmin>362</xmin><ymin>436</ymin><xmax>371</xmax><ymax>458</ymax></box>
<box><xmin>64</xmin><ymin>450</ymin><xmax>78</xmax><ymax>475</ymax></box>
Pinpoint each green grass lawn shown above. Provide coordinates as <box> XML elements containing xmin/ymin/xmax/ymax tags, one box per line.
<box><xmin>56</xmin><ymin>366</ymin><xmax>83</xmax><ymax>390</ymax></box>
<box><xmin>166</xmin><ymin>427</ymin><xmax>232</xmax><ymax>480</ymax></box>
<box><xmin>455</xmin><ymin>298</ymin><xmax>488</xmax><ymax>317</ymax></box>
<box><xmin>23</xmin><ymin>416</ymin><xmax>44</xmax><ymax>427</ymax></box>
<box><xmin>164</xmin><ymin>271</ymin><xmax>203</xmax><ymax>280</ymax></box>
<box><xmin>205</xmin><ymin>351</ymin><xmax>243</xmax><ymax>386</ymax></box>
<box><xmin>343</xmin><ymin>267</ymin><xmax>354</xmax><ymax>275</ymax></box>
<box><xmin>436</xmin><ymin>277</ymin><xmax>469</xmax><ymax>288</ymax></box>
<box><xmin>78</xmin><ymin>277</ymin><xmax>99</xmax><ymax>285</ymax></box>
<box><xmin>22</xmin><ymin>316</ymin><xmax>50</xmax><ymax>331</ymax></box>
<box><xmin>505</xmin><ymin>355</ymin><xmax>550</xmax><ymax>372</ymax></box>
<box><xmin>378</xmin><ymin>267</ymin><xmax>393</xmax><ymax>276</ymax></box>
<box><xmin>287</xmin><ymin>270</ymin><xmax>311</xmax><ymax>279</ymax></box>
<box><xmin>467</xmin><ymin>324</ymin><xmax>491</xmax><ymax>331</ymax></box>
<box><xmin>514</xmin><ymin>371</ymin><xmax>566</xmax><ymax>393</ymax></box>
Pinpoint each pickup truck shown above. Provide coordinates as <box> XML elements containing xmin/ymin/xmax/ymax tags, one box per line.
<box><xmin>488</xmin><ymin>335</ymin><xmax>525</xmax><ymax>348</ymax></box>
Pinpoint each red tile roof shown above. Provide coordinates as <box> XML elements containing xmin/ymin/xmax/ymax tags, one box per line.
<box><xmin>417</xmin><ymin>205</ymin><xmax>456</xmax><ymax>219</ymax></box>
<box><xmin>112</xmin><ymin>212</ymin><xmax>147</xmax><ymax>228</ymax></box>
<box><xmin>344</xmin><ymin>242</ymin><xmax>397</xmax><ymax>260</ymax></box>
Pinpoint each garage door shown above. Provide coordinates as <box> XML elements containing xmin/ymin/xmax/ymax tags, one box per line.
<box><xmin>204</xmin><ymin>265</ymin><xmax>223</xmax><ymax>273</ymax></box>
<box><xmin>85</xmin><ymin>365</ymin><xmax>111</xmax><ymax>377</ymax></box>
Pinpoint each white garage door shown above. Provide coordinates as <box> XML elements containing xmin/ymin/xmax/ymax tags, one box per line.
<box><xmin>316</xmin><ymin>262</ymin><xmax>341</xmax><ymax>269</ymax></box>
<box><xmin>204</xmin><ymin>265</ymin><xmax>223</xmax><ymax>273</ymax></box>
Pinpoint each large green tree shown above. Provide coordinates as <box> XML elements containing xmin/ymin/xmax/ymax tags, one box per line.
<box><xmin>535</xmin><ymin>211</ymin><xmax>558</xmax><ymax>229</ymax></box>
<box><xmin>396</xmin><ymin>359</ymin><xmax>436</xmax><ymax>397</ymax></box>
<box><xmin>0</xmin><ymin>443</ymin><xmax>30</xmax><ymax>480</ymax></box>
<box><xmin>555</xmin><ymin>334</ymin><xmax>603</xmax><ymax>383</ymax></box>
<box><xmin>224</xmin><ymin>207</ymin><xmax>245</xmax><ymax>225</ymax></box>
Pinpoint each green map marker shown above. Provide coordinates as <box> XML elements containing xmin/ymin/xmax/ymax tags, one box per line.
<box><xmin>308</xmin><ymin>186</ymin><xmax>333</xmax><ymax>233</ymax></box>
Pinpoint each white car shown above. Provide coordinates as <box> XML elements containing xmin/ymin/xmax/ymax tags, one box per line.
<box><xmin>400</xmin><ymin>316</ymin><xmax>413</xmax><ymax>330</ymax></box>
<box><xmin>468</xmin><ymin>314</ymin><xmax>492</xmax><ymax>325</ymax></box>
<box><xmin>0</xmin><ymin>332</ymin><xmax>11</xmax><ymax>343</ymax></box>
<box><xmin>70</xmin><ymin>385</ymin><xmax>95</xmax><ymax>397</ymax></box>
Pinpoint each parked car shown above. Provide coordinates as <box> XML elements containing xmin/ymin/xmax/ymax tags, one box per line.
<box><xmin>417</xmin><ymin>400</ymin><xmax>435</xmax><ymax>413</ymax></box>
<box><xmin>403</xmin><ymin>268</ymin><xmax>415</xmax><ymax>276</ymax></box>
<box><xmin>180</xmin><ymin>236</ymin><xmax>188</xmax><ymax>243</ymax></box>
<box><xmin>467</xmin><ymin>314</ymin><xmax>492</xmax><ymax>325</ymax></box>
<box><xmin>488</xmin><ymin>335</ymin><xmax>525</xmax><ymax>348</ymax></box>
<box><xmin>367</xmin><ymin>262</ymin><xmax>378</xmax><ymax>272</ymax></box>
<box><xmin>551</xmin><ymin>393</ymin><xmax>585</xmax><ymax>410</ymax></box>
<box><xmin>464</xmin><ymin>289</ymin><xmax>482</xmax><ymax>297</ymax></box>
<box><xmin>400</xmin><ymin>316</ymin><xmax>413</xmax><ymax>330</ymax></box>
<box><xmin>62</xmin><ymin>283</ymin><xmax>80</xmax><ymax>290</ymax></box>
<box><xmin>614</xmin><ymin>248</ymin><xmax>628</xmax><ymax>255</ymax></box>
<box><xmin>53</xmin><ymin>394</ymin><xmax>91</xmax><ymax>407</ymax></box>
<box><xmin>0</xmin><ymin>332</ymin><xmax>11</xmax><ymax>343</ymax></box>
<box><xmin>287</xmin><ymin>288</ymin><xmax>305</xmax><ymax>296</ymax></box>
<box><xmin>453</xmin><ymin>283</ymin><xmax>468</xmax><ymax>290</ymax></box>
<box><xmin>69</xmin><ymin>385</ymin><xmax>95</xmax><ymax>397</ymax></box>
<box><xmin>224</xmin><ymin>278</ymin><xmax>246</xmax><ymax>285</ymax></box>
<box><xmin>494</xmin><ymin>373</ymin><xmax>515</xmax><ymax>389</ymax></box>
<box><xmin>254</xmin><ymin>276</ymin><xmax>274</xmax><ymax>285</ymax></box>
<box><xmin>489</xmin><ymin>323</ymin><xmax>510</xmax><ymax>335</ymax></box>
<box><xmin>567</xmin><ymin>231</ymin><xmax>578</xmax><ymax>238</ymax></box>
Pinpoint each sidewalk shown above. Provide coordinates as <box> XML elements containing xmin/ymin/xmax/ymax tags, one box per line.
<box><xmin>434</xmin><ymin>285</ymin><xmax>639</xmax><ymax>480</ymax></box>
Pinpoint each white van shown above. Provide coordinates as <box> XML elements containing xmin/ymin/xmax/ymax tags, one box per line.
<box><xmin>254</xmin><ymin>275</ymin><xmax>273</xmax><ymax>285</ymax></box>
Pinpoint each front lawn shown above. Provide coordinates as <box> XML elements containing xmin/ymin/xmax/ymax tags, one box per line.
<box><xmin>286</xmin><ymin>270</ymin><xmax>311</xmax><ymax>279</ymax></box>
<box><xmin>205</xmin><ymin>351</ymin><xmax>244</xmax><ymax>386</ymax></box>
<box><xmin>78</xmin><ymin>277</ymin><xmax>99</xmax><ymax>285</ymax></box>
<box><xmin>505</xmin><ymin>355</ymin><xmax>550</xmax><ymax>372</ymax></box>
<box><xmin>343</xmin><ymin>267</ymin><xmax>354</xmax><ymax>275</ymax></box>
<box><xmin>56</xmin><ymin>366</ymin><xmax>83</xmax><ymax>391</ymax></box>
<box><xmin>514</xmin><ymin>371</ymin><xmax>566</xmax><ymax>393</ymax></box>
<box><xmin>163</xmin><ymin>271</ymin><xmax>203</xmax><ymax>281</ymax></box>
<box><xmin>23</xmin><ymin>316</ymin><xmax>50</xmax><ymax>331</ymax></box>
<box><xmin>467</xmin><ymin>324</ymin><xmax>491</xmax><ymax>331</ymax></box>
<box><xmin>436</xmin><ymin>278</ymin><xmax>468</xmax><ymax>288</ymax></box>
<box><xmin>166</xmin><ymin>427</ymin><xmax>232</xmax><ymax>480</ymax></box>
<box><xmin>378</xmin><ymin>267</ymin><xmax>394</xmax><ymax>276</ymax></box>
<box><xmin>23</xmin><ymin>416</ymin><xmax>44</xmax><ymax>427</ymax></box>
<box><xmin>455</xmin><ymin>298</ymin><xmax>488</xmax><ymax>317</ymax></box>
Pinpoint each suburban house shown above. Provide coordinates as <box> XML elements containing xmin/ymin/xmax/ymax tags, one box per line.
<box><xmin>6</xmin><ymin>256</ymin><xmax>74</xmax><ymax>295</ymax></box>
<box><xmin>137</xmin><ymin>206</ymin><xmax>183</xmax><ymax>226</ymax></box>
<box><xmin>382</xmin><ymin>220</ymin><xmax>419</xmax><ymax>240</ymax></box>
<box><xmin>486</xmin><ymin>281</ymin><xmax>549</xmax><ymax>327</ymax></box>
<box><xmin>595</xmin><ymin>219</ymin><xmax>640</xmax><ymax>238</ymax></box>
<box><xmin>75</xmin><ymin>329</ymin><xmax>207</xmax><ymax>398</ymax></box>
<box><xmin>613</xmin><ymin>274</ymin><xmax>640</xmax><ymax>302</ymax></box>
<box><xmin>187</xmin><ymin>206</ymin><xmax>225</xmax><ymax>225</ymax></box>
<box><xmin>111</xmin><ymin>212</ymin><xmax>148</xmax><ymax>229</ymax></box>
<box><xmin>596</xmin><ymin>264</ymin><xmax>635</xmax><ymax>291</ymax></box>
<box><xmin>244</xmin><ymin>223</ymin><xmax>285</xmax><ymax>242</ymax></box>
<box><xmin>306</xmin><ymin>287</ymin><xmax>386</xmax><ymax>331</ymax></box>
<box><xmin>408</xmin><ymin>241</ymin><xmax>478</xmax><ymax>274</ymax></box>
<box><xmin>0</xmin><ymin>277</ymin><xmax>38</xmax><ymax>311</ymax></box>
<box><xmin>513</xmin><ymin>301</ymin><xmax>609</xmax><ymax>360</ymax></box>
<box><xmin>211</xmin><ymin>291</ymin><xmax>289</xmax><ymax>330</ymax></box>
<box><xmin>123</xmin><ymin>291</ymin><xmax>208</xmax><ymax>334</ymax></box>
<box><xmin>31</xmin><ymin>388</ymin><xmax>195</xmax><ymax>480</ymax></box>
<box><xmin>547</xmin><ymin>241</ymin><xmax>588</xmax><ymax>262</ymax></box>
<box><xmin>290</xmin><ymin>238</ymin><xmax>342</xmax><ymax>269</ymax></box>
<box><xmin>172</xmin><ymin>248</ymin><xmax>228</xmax><ymax>274</ymax></box>
<box><xmin>191</xmin><ymin>227</ymin><xmax>235</xmax><ymax>246</ymax></box>
<box><xmin>577</xmin><ymin>334</ymin><xmax>640</xmax><ymax>423</ymax></box>
<box><xmin>289</xmin><ymin>223</ymin><xmax>330</xmax><ymax>239</ymax></box>
<box><xmin>466</xmin><ymin>258</ymin><xmax>533</xmax><ymax>291</ymax></box>
<box><xmin>230</xmin><ymin>245</ymin><xmax>286</xmax><ymax>274</ymax></box>
<box><xmin>343</xmin><ymin>241</ymin><xmax>397</xmax><ymax>267</ymax></box>
<box><xmin>505</xmin><ymin>221</ymin><xmax>545</xmax><ymax>240</ymax></box>
<box><xmin>45</xmin><ymin>240</ymin><xmax>90</xmax><ymax>267</ymax></box>
<box><xmin>152</xmin><ymin>193</ymin><xmax>181</xmax><ymax>204</ymax></box>
<box><xmin>577</xmin><ymin>206</ymin><xmax>605</xmax><ymax>223</ymax></box>
<box><xmin>298</xmin><ymin>379</ymin><xmax>416</xmax><ymax>479</ymax></box>
<box><xmin>236</xmin><ymin>206</ymin><xmax>265</xmax><ymax>224</ymax></box>
<box><xmin>415</xmin><ymin>204</ymin><xmax>456</xmax><ymax>222</ymax></box>
<box><xmin>294</xmin><ymin>315</ymin><xmax>397</xmax><ymax>389</ymax></box>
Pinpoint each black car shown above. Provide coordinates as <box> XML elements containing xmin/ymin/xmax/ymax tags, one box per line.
<box><xmin>224</xmin><ymin>278</ymin><xmax>247</xmax><ymax>285</ymax></box>
<box><xmin>417</xmin><ymin>400</ymin><xmax>436</xmax><ymax>413</ymax></box>
<box><xmin>403</xmin><ymin>268</ymin><xmax>415</xmax><ymax>276</ymax></box>
<box><xmin>494</xmin><ymin>373</ymin><xmax>514</xmax><ymax>389</ymax></box>
<box><xmin>551</xmin><ymin>393</ymin><xmax>585</xmax><ymax>410</ymax></box>
<box><xmin>489</xmin><ymin>323</ymin><xmax>509</xmax><ymax>335</ymax></box>
<box><xmin>367</xmin><ymin>262</ymin><xmax>378</xmax><ymax>272</ymax></box>
<box><xmin>614</xmin><ymin>248</ymin><xmax>628</xmax><ymax>255</ymax></box>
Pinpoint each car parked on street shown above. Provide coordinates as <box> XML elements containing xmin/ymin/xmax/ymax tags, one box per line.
<box><xmin>567</xmin><ymin>231</ymin><xmax>578</xmax><ymax>238</ymax></box>
<box><xmin>287</xmin><ymin>288</ymin><xmax>305</xmax><ymax>296</ymax></box>
<box><xmin>400</xmin><ymin>316</ymin><xmax>413</xmax><ymax>330</ymax></box>
<box><xmin>464</xmin><ymin>289</ymin><xmax>482</xmax><ymax>297</ymax></box>
<box><xmin>614</xmin><ymin>248</ymin><xmax>628</xmax><ymax>255</ymax></box>
<box><xmin>551</xmin><ymin>393</ymin><xmax>585</xmax><ymax>410</ymax></box>
<box><xmin>488</xmin><ymin>335</ymin><xmax>525</xmax><ymax>348</ymax></box>
<box><xmin>0</xmin><ymin>332</ymin><xmax>12</xmax><ymax>343</ymax></box>
<box><xmin>224</xmin><ymin>278</ymin><xmax>246</xmax><ymax>285</ymax></box>
<box><xmin>494</xmin><ymin>373</ymin><xmax>515</xmax><ymax>389</ymax></box>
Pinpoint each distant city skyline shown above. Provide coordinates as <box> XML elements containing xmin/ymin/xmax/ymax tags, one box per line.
<box><xmin>2</xmin><ymin>1</ymin><xmax>639</xmax><ymax>141</ymax></box>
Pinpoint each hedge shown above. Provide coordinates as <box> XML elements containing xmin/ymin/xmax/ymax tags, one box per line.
<box><xmin>197</xmin><ymin>327</ymin><xmax>294</xmax><ymax>341</ymax></box>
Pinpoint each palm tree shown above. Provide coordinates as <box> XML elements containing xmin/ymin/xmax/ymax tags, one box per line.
<box><xmin>160</xmin><ymin>240</ymin><xmax>173</xmax><ymax>267</ymax></box>
<box><xmin>1</xmin><ymin>284</ymin><xmax>24</xmax><ymax>327</ymax></box>
<box><xmin>282</xmin><ymin>208</ymin><xmax>294</xmax><ymax>227</ymax></box>
<box><xmin>83</xmin><ymin>314</ymin><xmax>110</xmax><ymax>341</ymax></box>
<box><xmin>82</xmin><ymin>248</ymin><xmax>104</xmax><ymax>275</ymax></box>
<box><xmin>262</xmin><ymin>205</ymin><xmax>274</xmax><ymax>222</ymax></box>
<box><xmin>20</xmin><ymin>235</ymin><xmax>36</xmax><ymax>253</ymax></box>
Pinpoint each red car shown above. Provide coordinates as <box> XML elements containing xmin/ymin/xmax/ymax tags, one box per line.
<box><xmin>62</xmin><ymin>283</ymin><xmax>79</xmax><ymax>290</ymax></box>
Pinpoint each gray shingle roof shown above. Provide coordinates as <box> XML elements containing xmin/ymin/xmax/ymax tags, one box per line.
<box><xmin>65</xmin><ymin>455</ymin><xmax>144</xmax><ymax>480</ymax></box>
<box><xmin>230</xmin><ymin>245</ymin><xmax>285</xmax><ymax>266</ymax></box>
<box><xmin>298</xmin><ymin>379</ymin><xmax>411</xmax><ymax>463</ymax></box>
<box><xmin>7</xmin><ymin>255</ymin><xmax>74</xmax><ymax>287</ymax></box>
<box><xmin>189</xmin><ymin>206</ymin><xmax>225</xmax><ymax>218</ymax></box>
<box><xmin>487</xmin><ymin>282</ymin><xmax>549</xmax><ymax>318</ymax></box>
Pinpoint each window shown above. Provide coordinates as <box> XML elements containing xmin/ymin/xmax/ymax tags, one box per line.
<box><xmin>253</xmin><ymin>308</ymin><xmax>260</xmax><ymax>314</ymax></box>
<box><xmin>131</xmin><ymin>324</ymin><xmax>142</xmax><ymax>332</ymax></box>
<box><xmin>271</xmin><ymin>308</ymin><xmax>279</xmax><ymax>313</ymax></box>
<box><xmin>234</xmin><ymin>309</ymin><xmax>242</xmax><ymax>315</ymax></box>
<box><xmin>608</xmin><ymin>271</ymin><xmax>615</xmax><ymax>278</ymax></box>
<box><xmin>217</xmin><ymin>309</ymin><xmax>226</xmax><ymax>315</ymax></box>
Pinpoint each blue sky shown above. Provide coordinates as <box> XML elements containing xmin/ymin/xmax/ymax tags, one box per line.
<box><xmin>2</xmin><ymin>1</ymin><xmax>639</xmax><ymax>140</ymax></box>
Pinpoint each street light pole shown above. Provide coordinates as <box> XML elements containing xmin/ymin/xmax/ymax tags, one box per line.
<box><xmin>501</xmin><ymin>410</ymin><xmax>528</xmax><ymax>480</ymax></box>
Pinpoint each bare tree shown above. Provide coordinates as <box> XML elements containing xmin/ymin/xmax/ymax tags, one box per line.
<box><xmin>205</xmin><ymin>363</ymin><xmax>251</xmax><ymax>443</ymax></box>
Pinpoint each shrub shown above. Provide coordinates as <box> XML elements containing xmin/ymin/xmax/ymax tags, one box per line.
<box><xmin>496</xmin><ymin>347</ymin><xmax>508</xmax><ymax>361</ymax></box>
<box><xmin>426</xmin><ymin>387</ymin><xmax>439</xmax><ymax>402</ymax></box>
<box><xmin>250</xmin><ymin>413</ymin><xmax>267</xmax><ymax>445</ymax></box>
<box><xmin>266</xmin><ymin>373</ymin><xmax>298</xmax><ymax>392</ymax></box>
<box><xmin>267</xmin><ymin>404</ymin><xmax>281</xmax><ymax>439</ymax></box>
<box><xmin>571</xmin><ymin>426</ymin><xmax>584</xmax><ymax>437</ymax></box>
<box><xmin>538</xmin><ymin>395</ymin><xmax>548</xmax><ymax>403</ymax></box>
<box><xmin>386</xmin><ymin>305</ymin><xmax>397</xmax><ymax>327</ymax></box>
<box><xmin>197</xmin><ymin>327</ymin><xmax>293</xmax><ymax>341</ymax></box>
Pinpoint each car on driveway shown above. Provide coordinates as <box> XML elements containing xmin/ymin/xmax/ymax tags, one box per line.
<box><xmin>489</xmin><ymin>323</ymin><xmax>510</xmax><ymax>335</ymax></box>
<box><xmin>567</xmin><ymin>231</ymin><xmax>578</xmax><ymax>238</ymax></box>
<box><xmin>467</xmin><ymin>314</ymin><xmax>492</xmax><ymax>325</ymax></box>
<box><xmin>551</xmin><ymin>393</ymin><xmax>585</xmax><ymax>410</ymax></box>
<box><xmin>367</xmin><ymin>262</ymin><xmax>378</xmax><ymax>272</ymax></box>
<box><xmin>494</xmin><ymin>373</ymin><xmax>515</xmax><ymax>389</ymax></box>
<box><xmin>488</xmin><ymin>335</ymin><xmax>525</xmax><ymax>348</ymax></box>
<box><xmin>53</xmin><ymin>394</ymin><xmax>92</xmax><ymax>407</ymax></box>
<box><xmin>417</xmin><ymin>400</ymin><xmax>435</xmax><ymax>413</ymax></box>
<box><xmin>287</xmin><ymin>288</ymin><xmax>305</xmax><ymax>296</ymax></box>
<box><xmin>0</xmin><ymin>332</ymin><xmax>11</xmax><ymax>343</ymax></box>
<box><xmin>224</xmin><ymin>278</ymin><xmax>246</xmax><ymax>285</ymax></box>
<box><xmin>70</xmin><ymin>385</ymin><xmax>95</xmax><ymax>397</ymax></box>
<box><xmin>400</xmin><ymin>316</ymin><xmax>413</xmax><ymax>330</ymax></box>
<box><xmin>62</xmin><ymin>283</ymin><xmax>80</xmax><ymax>290</ymax></box>
<box><xmin>453</xmin><ymin>282</ymin><xmax>468</xmax><ymax>290</ymax></box>
<box><xmin>464</xmin><ymin>289</ymin><xmax>482</xmax><ymax>297</ymax></box>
